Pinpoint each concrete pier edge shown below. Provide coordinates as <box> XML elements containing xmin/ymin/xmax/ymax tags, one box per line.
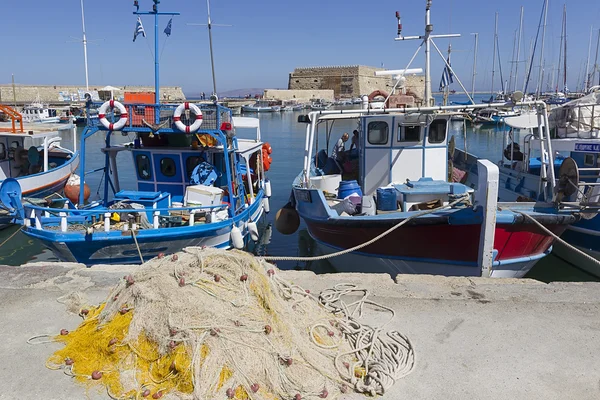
<box><xmin>2</xmin><ymin>260</ymin><xmax>599</xmax><ymax>399</ymax></box>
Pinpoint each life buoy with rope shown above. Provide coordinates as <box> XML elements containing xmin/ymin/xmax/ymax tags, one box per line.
<box><xmin>173</xmin><ymin>102</ymin><xmax>203</xmax><ymax>133</ymax></box>
<box><xmin>98</xmin><ymin>100</ymin><xmax>128</xmax><ymax>131</ymax></box>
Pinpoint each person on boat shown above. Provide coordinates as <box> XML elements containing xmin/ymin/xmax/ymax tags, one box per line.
<box><xmin>504</xmin><ymin>142</ymin><xmax>525</xmax><ymax>170</ymax></box>
<box><xmin>349</xmin><ymin>130</ymin><xmax>360</xmax><ymax>155</ymax></box>
<box><xmin>332</xmin><ymin>132</ymin><xmax>349</xmax><ymax>163</ymax></box>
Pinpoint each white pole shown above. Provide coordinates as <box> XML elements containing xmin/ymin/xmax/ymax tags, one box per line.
<box><xmin>424</xmin><ymin>0</ymin><xmax>432</xmax><ymax>106</ymax></box>
<box><xmin>471</xmin><ymin>33</ymin><xmax>478</xmax><ymax>99</ymax></box>
<box><xmin>80</xmin><ymin>0</ymin><xmax>89</xmax><ymax>91</ymax></box>
<box><xmin>585</xmin><ymin>26</ymin><xmax>593</xmax><ymax>92</ymax></box>
<box><xmin>536</xmin><ymin>0</ymin><xmax>548</xmax><ymax>97</ymax></box>
<box><xmin>514</xmin><ymin>6</ymin><xmax>524</xmax><ymax>93</ymax></box>
<box><xmin>475</xmin><ymin>160</ymin><xmax>498</xmax><ymax>278</ymax></box>
<box><xmin>491</xmin><ymin>13</ymin><xmax>498</xmax><ymax>95</ymax></box>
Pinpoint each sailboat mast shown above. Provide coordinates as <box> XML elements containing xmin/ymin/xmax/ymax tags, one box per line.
<box><xmin>522</xmin><ymin>38</ymin><xmax>533</xmax><ymax>92</ymax></box>
<box><xmin>514</xmin><ymin>6</ymin><xmax>524</xmax><ymax>93</ymax></box>
<box><xmin>206</xmin><ymin>0</ymin><xmax>218</xmax><ymax>96</ymax></box>
<box><xmin>562</xmin><ymin>4</ymin><xmax>567</xmax><ymax>92</ymax></box>
<box><xmin>585</xmin><ymin>26</ymin><xmax>593</xmax><ymax>92</ymax></box>
<box><xmin>471</xmin><ymin>32</ymin><xmax>478</xmax><ymax>98</ymax></box>
<box><xmin>491</xmin><ymin>12</ymin><xmax>498</xmax><ymax>95</ymax></box>
<box><xmin>595</xmin><ymin>29</ymin><xmax>600</xmax><ymax>86</ymax></box>
<box><xmin>80</xmin><ymin>0</ymin><xmax>89</xmax><ymax>91</ymax></box>
<box><xmin>508</xmin><ymin>30</ymin><xmax>517</xmax><ymax>93</ymax></box>
<box><xmin>536</xmin><ymin>0</ymin><xmax>548</xmax><ymax>97</ymax></box>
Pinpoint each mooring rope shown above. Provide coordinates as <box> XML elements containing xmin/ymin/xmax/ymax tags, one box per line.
<box><xmin>515</xmin><ymin>210</ymin><xmax>600</xmax><ymax>268</ymax></box>
<box><xmin>261</xmin><ymin>195</ymin><xmax>469</xmax><ymax>262</ymax></box>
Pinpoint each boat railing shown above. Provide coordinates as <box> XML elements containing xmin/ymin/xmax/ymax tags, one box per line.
<box><xmin>88</xmin><ymin>102</ymin><xmax>232</xmax><ymax>134</ymax></box>
<box><xmin>23</xmin><ymin>203</ymin><xmax>229</xmax><ymax>233</ymax></box>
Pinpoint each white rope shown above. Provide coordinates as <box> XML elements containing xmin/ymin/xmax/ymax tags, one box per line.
<box><xmin>261</xmin><ymin>195</ymin><xmax>470</xmax><ymax>262</ymax></box>
<box><xmin>514</xmin><ymin>210</ymin><xmax>600</xmax><ymax>268</ymax></box>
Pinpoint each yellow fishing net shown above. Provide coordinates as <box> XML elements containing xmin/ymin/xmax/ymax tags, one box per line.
<box><xmin>45</xmin><ymin>248</ymin><xmax>414</xmax><ymax>399</ymax></box>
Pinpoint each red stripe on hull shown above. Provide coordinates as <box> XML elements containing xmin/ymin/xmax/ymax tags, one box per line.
<box><xmin>306</xmin><ymin>221</ymin><xmax>563</xmax><ymax>263</ymax></box>
<box><xmin>494</xmin><ymin>224</ymin><xmax>566</xmax><ymax>260</ymax></box>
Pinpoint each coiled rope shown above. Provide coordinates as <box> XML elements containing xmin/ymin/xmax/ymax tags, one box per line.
<box><xmin>261</xmin><ymin>195</ymin><xmax>470</xmax><ymax>262</ymax></box>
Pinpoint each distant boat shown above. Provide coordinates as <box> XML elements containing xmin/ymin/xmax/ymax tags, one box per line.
<box><xmin>242</xmin><ymin>101</ymin><xmax>276</xmax><ymax>113</ymax></box>
<box><xmin>21</xmin><ymin>102</ymin><xmax>60</xmax><ymax>124</ymax></box>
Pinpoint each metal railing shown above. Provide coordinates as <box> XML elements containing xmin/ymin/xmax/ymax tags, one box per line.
<box><xmin>23</xmin><ymin>203</ymin><xmax>229</xmax><ymax>233</ymax></box>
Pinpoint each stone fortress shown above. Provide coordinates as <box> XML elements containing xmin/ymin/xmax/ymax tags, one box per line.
<box><xmin>276</xmin><ymin>65</ymin><xmax>425</xmax><ymax>103</ymax></box>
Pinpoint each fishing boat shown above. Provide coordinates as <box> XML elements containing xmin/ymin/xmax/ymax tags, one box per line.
<box><xmin>21</xmin><ymin>101</ymin><xmax>61</xmax><ymax>124</ymax></box>
<box><xmin>454</xmin><ymin>87</ymin><xmax>600</xmax><ymax>277</ymax></box>
<box><xmin>275</xmin><ymin>1</ymin><xmax>578</xmax><ymax>278</ymax></box>
<box><xmin>1</xmin><ymin>0</ymin><xmax>270</xmax><ymax>264</ymax></box>
<box><xmin>242</xmin><ymin>101</ymin><xmax>276</xmax><ymax>113</ymax></box>
<box><xmin>0</xmin><ymin>108</ymin><xmax>79</xmax><ymax>227</ymax></box>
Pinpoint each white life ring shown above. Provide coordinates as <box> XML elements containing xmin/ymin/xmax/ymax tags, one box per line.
<box><xmin>98</xmin><ymin>100</ymin><xmax>128</xmax><ymax>131</ymax></box>
<box><xmin>173</xmin><ymin>102</ymin><xmax>203</xmax><ymax>133</ymax></box>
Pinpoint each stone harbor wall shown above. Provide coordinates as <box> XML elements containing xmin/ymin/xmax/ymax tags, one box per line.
<box><xmin>262</xmin><ymin>89</ymin><xmax>335</xmax><ymax>102</ymax></box>
<box><xmin>0</xmin><ymin>85</ymin><xmax>186</xmax><ymax>104</ymax></box>
<box><xmin>287</xmin><ymin>65</ymin><xmax>424</xmax><ymax>103</ymax></box>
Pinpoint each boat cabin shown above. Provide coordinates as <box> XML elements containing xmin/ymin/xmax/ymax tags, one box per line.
<box><xmin>304</xmin><ymin>112</ymin><xmax>450</xmax><ymax>197</ymax></box>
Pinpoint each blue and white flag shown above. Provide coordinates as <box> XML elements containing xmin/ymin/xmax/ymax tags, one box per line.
<box><xmin>133</xmin><ymin>17</ymin><xmax>146</xmax><ymax>42</ymax></box>
<box><xmin>439</xmin><ymin>57</ymin><xmax>454</xmax><ymax>91</ymax></box>
<box><xmin>164</xmin><ymin>18</ymin><xmax>173</xmax><ymax>37</ymax></box>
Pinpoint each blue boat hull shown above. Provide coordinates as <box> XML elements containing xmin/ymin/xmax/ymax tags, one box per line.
<box><xmin>24</xmin><ymin>194</ymin><xmax>265</xmax><ymax>265</ymax></box>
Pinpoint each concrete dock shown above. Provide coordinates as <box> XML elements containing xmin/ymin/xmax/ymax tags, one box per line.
<box><xmin>1</xmin><ymin>261</ymin><xmax>599</xmax><ymax>399</ymax></box>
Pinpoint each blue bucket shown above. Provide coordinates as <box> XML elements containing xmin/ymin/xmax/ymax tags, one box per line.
<box><xmin>337</xmin><ymin>180</ymin><xmax>363</xmax><ymax>199</ymax></box>
<box><xmin>376</xmin><ymin>188</ymin><xmax>397</xmax><ymax>211</ymax></box>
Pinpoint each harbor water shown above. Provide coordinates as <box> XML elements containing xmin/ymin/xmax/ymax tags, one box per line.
<box><xmin>0</xmin><ymin>94</ymin><xmax>597</xmax><ymax>283</ymax></box>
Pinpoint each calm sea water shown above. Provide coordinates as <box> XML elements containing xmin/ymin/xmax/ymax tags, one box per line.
<box><xmin>1</xmin><ymin>94</ymin><xmax>597</xmax><ymax>283</ymax></box>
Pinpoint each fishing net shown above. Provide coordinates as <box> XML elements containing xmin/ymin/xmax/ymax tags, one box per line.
<box><xmin>43</xmin><ymin>248</ymin><xmax>414</xmax><ymax>399</ymax></box>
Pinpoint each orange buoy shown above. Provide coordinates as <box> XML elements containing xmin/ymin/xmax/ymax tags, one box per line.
<box><xmin>64</xmin><ymin>174</ymin><xmax>90</xmax><ymax>205</ymax></box>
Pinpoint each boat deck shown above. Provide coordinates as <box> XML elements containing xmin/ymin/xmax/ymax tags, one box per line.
<box><xmin>0</xmin><ymin>121</ymin><xmax>74</xmax><ymax>135</ymax></box>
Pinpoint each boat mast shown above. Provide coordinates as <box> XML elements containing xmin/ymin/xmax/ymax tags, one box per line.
<box><xmin>471</xmin><ymin>32</ymin><xmax>478</xmax><ymax>99</ymax></box>
<box><xmin>424</xmin><ymin>1</ymin><xmax>433</xmax><ymax>105</ymax></box>
<box><xmin>562</xmin><ymin>4</ymin><xmax>567</xmax><ymax>92</ymax></box>
<box><xmin>206</xmin><ymin>0</ymin><xmax>218</xmax><ymax>97</ymax></box>
<box><xmin>514</xmin><ymin>6</ymin><xmax>524</xmax><ymax>93</ymax></box>
<box><xmin>584</xmin><ymin>26</ymin><xmax>593</xmax><ymax>92</ymax></box>
<box><xmin>508</xmin><ymin>30</ymin><xmax>517</xmax><ymax>93</ymax></box>
<box><xmin>535</xmin><ymin>0</ymin><xmax>548</xmax><ymax>97</ymax></box>
<box><xmin>595</xmin><ymin>29</ymin><xmax>600</xmax><ymax>86</ymax></box>
<box><xmin>133</xmin><ymin>0</ymin><xmax>180</xmax><ymax>110</ymax></box>
<box><xmin>491</xmin><ymin>12</ymin><xmax>498</xmax><ymax>95</ymax></box>
<box><xmin>443</xmin><ymin>43</ymin><xmax>451</xmax><ymax>106</ymax></box>
<box><xmin>80</xmin><ymin>0</ymin><xmax>89</xmax><ymax>91</ymax></box>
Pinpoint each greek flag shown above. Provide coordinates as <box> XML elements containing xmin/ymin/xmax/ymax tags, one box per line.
<box><xmin>439</xmin><ymin>57</ymin><xmax>454</xmax><ymax>91</ymax></box>
<box><xmin>164</xmin><ymin>18</ymin><xmax>172</xmax><ymax>36</ymax></box>
<box><xmin>133</xmin><ymin>17</ymin><xmax>146</xmax><ymax>42</ymax></box>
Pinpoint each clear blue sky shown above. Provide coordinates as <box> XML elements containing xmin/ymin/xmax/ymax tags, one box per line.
<box><xmin>1</xmin><ymin>0</ymin><xmax>599</xmax><ymax>94</ymax></box>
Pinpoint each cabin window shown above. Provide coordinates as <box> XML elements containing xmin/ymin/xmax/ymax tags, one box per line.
<box><xmin>0</xmin><ymin>144</ymin><xmax>5</xmax><ymax>160</ymax></box>
<box><xmin>428</xmin><ymin>119</ymin><xmax>447</xmax><ymax>144</ymax></box>
<box><xmin>136</xmin><ymin>154</ymin><xmax>152</xmax><ymax>180</ymax></box>
<box><xmin>584</xmin><ymin>153</ymin><xmax>595</xmax><ymax>167</ymax></box>
<box><xmin>160</xmin><ymin>157</ymin><xmax>176</xmax><ymax>177</ymax></box>
<box><xmin>367</xmin><ymin>121</ymin><xmax>389</xmax><ymax>145</ymax></box>
<box><xmin>398</xmin><ymin>125</ymin><xmax>421</xmax><ymax>142</ymax></box>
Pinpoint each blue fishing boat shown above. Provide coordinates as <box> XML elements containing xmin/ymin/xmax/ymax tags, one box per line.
<box><xmin>1</xmin><ymin>0</ymin><xmax>270</xmax><ymax>264</ymax></box>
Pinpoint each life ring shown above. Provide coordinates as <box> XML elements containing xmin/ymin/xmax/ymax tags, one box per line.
<box><xmin>98</xmin><ymin>100</ymin><xmax>128</xmax><ymax>131</ymax></box>
<box><xmin>174</xmin><ymin>102</ymin><xmax>203</xmax><ymax>133</ymax></box>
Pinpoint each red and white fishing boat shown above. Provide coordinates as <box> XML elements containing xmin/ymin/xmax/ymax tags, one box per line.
<box><xmin>275</xmin><ymin>1</ymin><xmax>578</xmax><ymax>278</ymax></box>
